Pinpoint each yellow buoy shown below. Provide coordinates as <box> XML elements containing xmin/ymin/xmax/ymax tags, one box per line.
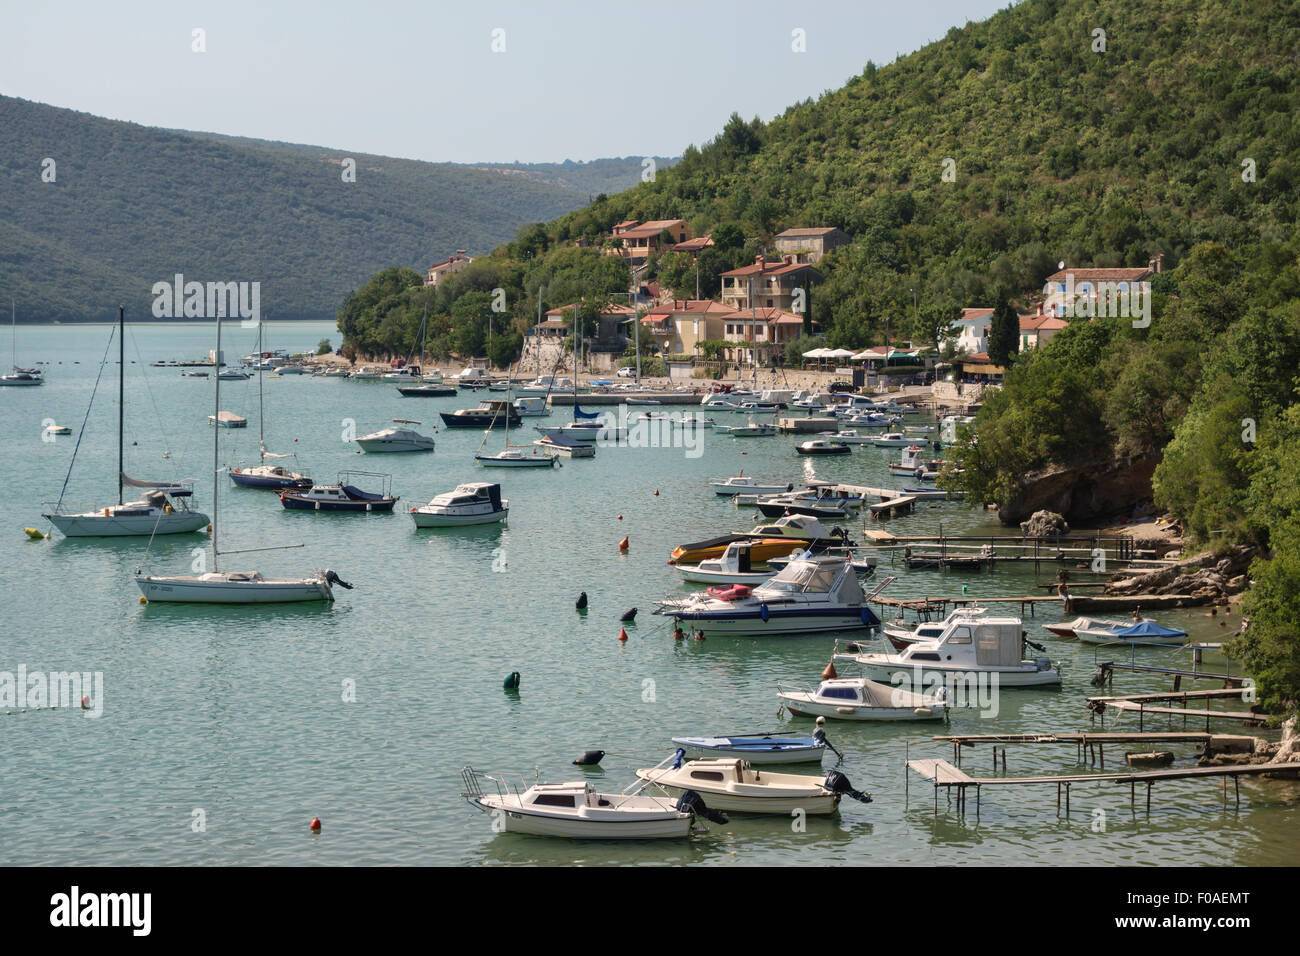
<box><xmin>23</xmin><ymin>527</ymin><xmax>45</xmax><ymax>540</ymax></box>
<box><xmin>139</xmin><ymin>596</ymin><xmax>148</xmax><ymax>604</ymax></box>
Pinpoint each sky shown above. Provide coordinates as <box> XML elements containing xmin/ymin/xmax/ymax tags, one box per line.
<box><xmin>0</xmin><ymin>0</ymin><xmax>1010</xmax><ymax>164</ymax></box>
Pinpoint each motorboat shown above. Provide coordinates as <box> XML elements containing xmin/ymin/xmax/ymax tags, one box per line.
<box><xmin>669</xmin><ymin>514</ymin><xmax>851</xmax><ymax>565</ymax></box>
<box><xmin>778</xmin><ymin>676</ymin><xmax>949</xmax><ymax>721</ymax></box>
<box><xmin>753</xmin><ymin>496</ymin><xmax>849</xmax><ymax>520</ymax></box>
<box><xmin>836</xmin><ymin>614</ymin><xmax>1061</xmax><ymax>687</ymax></box>
<box><xmin>354</xmin><ymin>423</ymin><xmax>436</xmax><ymax>453</ymax></box>
<box><xmin>841</xmin><ymin>412</ymin><xmax>899</xmax><ymax>429</ymax></box>
<box><xmin>277</xmin><ymin>364</ymin><xmax>309</xmax><ymax>375</ymax></box>
<box><xmin>711</xmin><ymin>474</ymin><xmax>795</xmax><ymax>496</ymax></box>
<box><xmin>209</xmin><ymin>411</ymin><xmax>248</xmax><ymax>428</ymax></box>
<box><xmin>411</xmin><ymin>482</ymin><xmax>508</xmax><ymax>527</ymax></box>
<box><xmin>398</xmin><ymin>383</ymin><xmax>457</xmax><ymax>397</ymax></box>
<box><xmin>675</xmin><ymin>541</ymin><xmax>780</xmax><ymax>586</ymax></box>
<box><xmin>670</xmin><ymin>734</ymin><xmax>828</xmax><ymax>765</ymax></box>
<box><xmin>453</xmin><ymin>366</ymin><xmax>493</xmax><ymax>385</ymax></box>
<box><xmin>281</xmin><ymin>472</ymin><xmax>398</xmax><ymax>512</ymax></box>
<box><xmin>796</xmin><ymin>439</ymin><xmax>850</xmax><ymax>455</ymax></box>
<box><xmin>1076</xmin><ymin>620</ymin><xmax>1189</xmax><ymax>645</ymax></box>
<box><xmin>719</xmin><ymin>421</ymin><xmax>777</xmax><ymax>437</ymax></box>
<box><xmin>512</xmin><ymin>396</ymin><xmax>549</xmax><ymax>417</ymax></box>
<box><xmin>348</xmin><ymin>367</ymin><xmax>385</xmax><ymax>380</ymax></box>
<box><xmin>737</xmin><ymin>401</ymin><xmax>781</xmax><ymax>414</ymax></box>
<box><xmin>216</xmin><ymin>368</ymin><xmax>251</xmax><ymax>380</ymax></box>
<box><xmin>672</xmin><ymin>415</ymin><xmax>715</xmax><ymax>428</ymax></box>
<box><xmin>870</xmin><ymin>432</ymin><xmax>911</xmax><ymax>447</ymax></box>
<box><xmin>440</xmin><ymin>400</ymin><xmax>521</xmax><ymax>429</ymax></box>
<box><xmin>767</xmin><ymin>549</ymin><xmax>875</xmax><ymax>576</ymax></box>
<box><xmin>655</xmin><ymin>553</ymin><xmax>878</xmax><ymax>635</ymax></box>
<box><xmin>881</xmin><ymin>606</ymin><xmax>989</xmax><ymax>650</ymax></box>
<box><xmin>533</xmin><ymin>433</ymin><xmax>595</xmax><ymax>458</ymax></box>
<box><xmin>476</xmin><ymin>447</ymin><xmax>559</xmax><ymax>468</ymax></box>
<box><xmin>1044</xmin><ymin>615</ymin><xmax>1130</xmax><ymax>639</ymax></box>
<box><xmin>634</xmin><ymin>752</ymin><xmax>870</xmax><ymax>815</ymax></box>
<box><xmin>461</xmin><ymin>767</ymin><xmax>723</xmax><ymax>839</ymax></box>
<box><xmin>817</xmin><ymin>430</ymin><xmax>874</xmax><ymax>444</ymax></box>
<box><xmin>888</xmin><ymin>444</ymin><xmax>945</xmax><ymax>479</ymax></box>
<box><xmin>43</xmin><ymin>423</ymin><xmax>71</xmax><ymax>435</ymax></box>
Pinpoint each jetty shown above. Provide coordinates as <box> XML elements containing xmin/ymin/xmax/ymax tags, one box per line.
<box><xmin>560</xmin><ymin>392</ymin><xmax>703</xmax><ymax>406</ymax></box>
<box><xmin>868</xmin><ymin>591</ymin><xmax>1210</xmax><ymax>617</ymax></box>
<box><xmin>1086</xmin><ymin>688</ymin><xmax>1265</xmax><ymax>729</ymax></box>
<box><xmin>931</xmin><ymin>730</ymin><xmax>1258</xmax><ymax>769</ymax></box>
<box><xmin>777</xmin><ymin>416</ymin><xmax>837</xmax><ymax>433</ymax></box>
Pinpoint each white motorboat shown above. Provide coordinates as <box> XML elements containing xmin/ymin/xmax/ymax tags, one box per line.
<box><xmin>796</xmin><ymin>439</ymin><xmax>851</xmax><ymax>455</ymax></box>
<box><xmin>870</xmin><ymin>432</ymin><xmax>911</xmax><ymax>447</ymax></box>
<box><xmin>655</xmin><ymin>553</ymin><xmax>879</xmax><ymax>635</ymax></box>
<box><xmin>888</xmin><ymin>444</ymin><xmax>945</xmax><ymax>479</ymax></box>
<box><xmin>721</xmin><ymin>421</ymin><xmax>777</xmax><ymax>437</ymax></box>
<box><xmin>354</xmin><ymin>423</ymin><xmax>436</xmax><ymax>453</ymax></box>
<box><xmin>136</xmin><ymin>311</ymin><xmax>348</xmax><ymax>604</ymax></box>
<box><xmin>209</xmin><ymin>411</ymin><xmax>248</xmax><ymax>428</ymax></box>
<box><xmin>635</xmin><ymin>754</ymin><xmax>870</xmax><ymax>815</ymax></box>
<box><xmin>1076</xmin><ymin>620</ymin><xmax>1189</xmax><ymax>645</ymax></box>
<box><xmin>778</xmin><ymin>676</ymin><xmax>949</xmax><ymax>721</ymax></box>
<box><xmin>675</xmin><ymin>541</ymin><xmax>782</xmax><ymax>586</ymax></box>
<box><xmin>513</xmin><ymin>396</ymin><xmax>549</xmax><ymax>417</ymax></box>
<box><xmin>348</xmin><ymin>367</ymin><xmax>385</xmax><ymax>380</ymax></box>
<box><xmin>461</xmin><ymin>767</ymin><xmax>723</xmax><ymax>839</ymax></box>
<box><xmin>411</xmin><ymin>482</ymin><xmax>508</xmax><ymax>527</ymax></box>
<box><xmin>711</xmin><ymin>474</ymin><xmax>794</xmax><ymax>496</ymax></box>
<box><xmin>44</xmin><ymin>423</ymin><xmax>71</xmax><ymax>435</ymax></box>
<box><xmin>41</xmin><ymin>307</ymin><xmax>211</xmax><ymax>537</ymax></box>
<box><xmin>836</xmin><ymin>614</ymin><xmax>1061</xmax><ymax>687</ymax></box>
<box><xmin>216</xmin><ymin>368</ymin><xmax>251</xmax><ymax>380</ymax></box>
<box><xmin>817</xmin><ymin>430</ymin><xmax>874</xmax><ymax>444</ymax></box>
<box><xmin>1043</xmin><ymin>615</ymin><xmax>1129</xmax><ymax>639</ymax></box>
<box><xmin>881</xmin><ymin>606</ymin><xmax>990</xmax><ymax>649</ymax></box>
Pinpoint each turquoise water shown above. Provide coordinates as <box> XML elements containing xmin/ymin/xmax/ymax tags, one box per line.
<box><xmin>2</xmin><ymin>321</ymin><xmax>1296</xmax><ymax>866</ymax></box>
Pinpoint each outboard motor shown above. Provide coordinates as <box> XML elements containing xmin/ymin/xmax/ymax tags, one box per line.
<box><xmin>675</xmin><ymin>789</ymin><xmax>728</xmax><ymax>825</ymax></box>
<box><xmin>670</xmin><ymin>747</ymin><xmax>686</xmax><ymax>770</ymax></box>
<box><xmin>322</xmin><ymin>569</ymin><xmax>354</xmax><ymax>590</ymax></box>
<box><xmin>823</xmin><ymin>770</ymin><xmax>872</xmax><ymax>804</ymax></box>
<box><xmin>813</xmin><ymin>727</ymin><xmax>844</xmax><ymax>762</ymax></box>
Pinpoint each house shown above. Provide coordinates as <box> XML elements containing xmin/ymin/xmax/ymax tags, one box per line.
<box><xmin>608</xmin><ymin>219</ymin><xmax>691</xmax><ymax>265</ymax></box>
<box><xmin>951</xmin><ymin>307</ymin><xmax>993</xmax><ymax>355</ymax></box>
<box><xmin>1019</xmin><ymin>312</ymin><xmax>1068</xmax><ymax>350</ymax></box>
<box><xmin>720</xmin><ymin>255</ymin><xmax>823</xmax><ymax>314</ymax></box>
<box><xmin>672</xmin><ymin>235</ymin><xmax>713</xmax><ymax>256</ymax></box>
<box><xmin>721</xmin><ymin>308</ymin><xmax>806</xmax><ymax>366</ymax></box>
<box><xmin>639</xmin><ymin>299</ymin><xmax>735</xmax><ymax>356</ymax></box>
<box><xmin>1042</xmin><ymin>260</ymin><xmax>1160</xmax><ymax>318</ymax></box>
<box><xmin>772</xmin><ymin>227</ymin><xmax>850</xmax><ymax>264</ymax></box>
<box><xmin>425</xmin><ymin>250</ymin><xmax>473</xmax><ymax>287</ymax></box>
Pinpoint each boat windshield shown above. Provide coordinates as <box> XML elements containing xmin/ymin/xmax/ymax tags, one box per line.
<box><xmin>761</xmin><ymin>562</ymin><xmax>839</xmax><ymax>593</ymax></box>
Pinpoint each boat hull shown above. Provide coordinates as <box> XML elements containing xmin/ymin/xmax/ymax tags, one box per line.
<box><xmin>855</xmin><ymin>659</ymin><xmax>1062</xmax><ymax>687</ymax></box>
<box><xmin>411</xmin><ymin>508</ymin><xmax>507</xmax><ymax>527</ymax></box>
<box><xmin>354</xmin><ymin>439</ymin><xmax>435</xmax><ymax>453</ymax></box>
<box><xmin>671</xmin><ymin>738</ymin><xmax>825</xmax><ymax>765</ymax></box>
<box><xmin>136</xmin><ymin>574</ymin><xmax>333</xmax><ymax>603</ymax></box>
<box><xmin>44</xmin><ymin>511</ymin><xmax>210</xmax><ymax>537</ymax></box>
<box><xmin>658</xmin><ymin>606</ymin><xmax>875</xmax><ymax>635</ymax></box>
<box><xmin>475</xmin><ymin>454</ymin><xmax>557</xmax><ymax>468</ymax></box>
<box><xmin>778</xmin><ymin>693</ymin><xmax>947</xmax><ymax>721</ymax></box>
<box><xmin>281</xmin><ymin>495</ymin><xmax>397</xmax><ymax>512</ymax></box>
<box><xmin>473</xmin><ymin>799</ymin><xmax>691</xmax><ymax>839</ymax></box>
<box><xmin>229</xmin><ymin>470</ymin><xmax>312</xmax><ymax>490</ymax></box>
<box><xmin>637</xmin><ymin>778</ymin><xmax>838</xmax><ymax>815</ymax></box>
<box><xmin>675</xmin><ymin>566</ymin><xmax>775</xmax><ymax>586</ymax></box>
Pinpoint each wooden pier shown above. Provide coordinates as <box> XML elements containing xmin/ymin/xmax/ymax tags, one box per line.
<box><xmin>931</xmin><ymin>730</ymin><xmax>1258</xmax><ymax>769</ymax></box>
<box><xmin>868</xmin><ymin>592</ymin><xmax>1210</xmax><ymax>618</ymax></box>
<box><xmin>1086</xmin><ymin>688</ymin><xmax>1265</xmax><ymax>729</ymax></box>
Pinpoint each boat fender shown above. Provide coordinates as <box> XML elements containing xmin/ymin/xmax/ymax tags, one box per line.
<box><xmin>823</xmin><ymin>770</ymin><xmax>872</xmax><ymax>804</ymax></box>
<box><xmin>619</xmin><ymin>535</ymin><xmax>629</xmax><ymax>551</ymax></box>
<box><xmin>822</xmin><ymin>662</ymin><xmax>837</xmax><ymax>680</ymax></box>
<box><xmin>503</xmin><ymin>672</ymin><xmax>521</xmax><ymax>690</ymax></box>
<box><xmin>675</xmin><ymin>789</ymin><xmax>728</xmax><ymax>826</ymax></box>
<box><xmin>572</xmin><ymin>749</ymin><xmax>605</xmax><ymax>766</ymax></box>
<box><xmin>576</xmin><ymin>592</ymin><xmax>588</xmax><ymax>610</ymax></box>
<box><xmin>619</xmin><ymin>608</ymin><xmax>637</xmax><ymax>623</ymax></box>
<box><xmin>836</xmin><ymin>706</ymin><xmax>854</xmax><ymax>714</ymax></box>
<box><xmin>860</xmin><ymin>607</ymin><xmax>872</xmax><ymax>625</ymax></box>
<box><xmin>760</xmin><ymin>604</ymin><xmax>769</xmax><ymax>622</ymax></box>
<box><xmin>914</xmin><ymin>707</ymin><xmax>932</xmax><ymax>717</ymax></box>
<box><xmin>103</xmin><ymin>508</ymin><xmax>110</xmax><ymax>516</ymax></box>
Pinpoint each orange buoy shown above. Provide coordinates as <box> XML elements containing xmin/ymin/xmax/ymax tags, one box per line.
<box><xmin>822</xmin><ymin>662</ymin><xmax>838</xmax><ymax>680</ymax></box>
<box><xmin>617</xmin><ymin>514</ymin><xmax>623</xmax><ymax>521</ymax></box>
<box><xmin>309</xmin><ymin>817</ymin><xmax>322</xmax><ymax>833</ymax></box>
<box><xmin>654</xmin><ymin>489</ymin><xmax>659</xmax><ymax>496</ymax></box>
<box><xmin>619</xmin><ymin>536</ymin><xmax>629</xmax><ymax>551</ymax></box>
<box><xmin>618</xmin><ymin>627</ymin><xmax>628</xmax><ymax>642</ymax></box>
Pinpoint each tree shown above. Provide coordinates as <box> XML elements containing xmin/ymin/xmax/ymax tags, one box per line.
<box><xmin>316</xmin><ymin>338</ymin><xmax>332</xmax><ymax>355</ymax></box>
<box><xmin>987</xmin><ymin>299</ymin><xmax>1019</xmax><ymax>367</ymax></box>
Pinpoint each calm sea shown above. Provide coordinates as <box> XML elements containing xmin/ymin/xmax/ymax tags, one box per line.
<box><xmin>1</xmin><ymin>320</ymin><xmax>1295</xmax><ymax>866</ymax></box>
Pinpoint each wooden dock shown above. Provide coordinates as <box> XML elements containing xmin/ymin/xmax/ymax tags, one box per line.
<box><xmin>868</xmin><ymin>592</ymin><xmax>1212</xmax><ymax>617</ymax></box>
<box><xmin>777</xmin><ymin>416</ymin><xmax>837</xmax><ymax>433</ymax></box>
<box><xmin>931</xmin><ymin>730</ymin><xmax>1258</xmax><ymax>769</ymax></box>
<box><xmin>907</xmin><ymin>756</ymin><xmax>1300</xmax><ymax>814</ymax></box>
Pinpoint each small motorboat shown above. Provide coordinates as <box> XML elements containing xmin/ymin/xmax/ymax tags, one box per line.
<box><xmin>411</xmin><ymin>482</ymin><xmax>508</xmax><ymax>527</ymax></box>
<box><xmin>1044</xmin><ymin>615</ymin><xmax>1129</xmax><ymax>639</ymax></box>
<box><xmin>711</xmin><ymin>474</ymin><xmax>794</xmax><ymax>496</ymax></box>
<box><xmin>635</xmin><ymin>752</ymin><xmax>870</xmax><ymax>815</ymax></box>
<box><xmin>461</xmin><ymin>767</ymin><xmax>724</xmax><ymax>839</ymax></box>
<box><xmin>626</xmin><ymin>398</ymin><xmax>662</xmax><ymax>406</ymax></box>
<box><xmin>216</xmin><ymin>368</ymin><xmax>251</xmax><ymax>380</ymax></box>
<box><xmin>671</xmin><ymin>734</ymin><xmax>827</xmax><ymax>765</ymax></box>
<box><xmin>281</xmin><ymin>472</ymin><xmax>398</xmax><ymax>513</ymax></box>
<box><xmin>397</xmin><ymin>383</ymin><xmax>457</xmax><ymax>397</ymax></box>
<box><xmin>754</xmin><ymin>496</ymin><xmax>849</xmax><ymax>520</ymax></box>
<box><xmin>1077</xmin><ymin>620</ymin><xmax>1189</xmax><ymax>645</ymax></box>
<box><xmin>354</xmin><ymin>423</ymin><xmax>436</xmax><ymax>453</ymax></box>
<box><xmin>208</xmin><ymin>411</ymin><xmax>248</xmax><ymax>428</ymax></box>
<box><xmin>475</xmin><ymin>447</ymin><xmax>559</xmax><ymax>468</ymax></box>
<box><xmin>768</xmin><ymin>550</ymin><xmax>874</xmax><ymax>576</ymax></box>
<box><xmin>888</xmin><ymin>444</ymin><xmax>945</xmax><ymax>479</ymax></box>
<box><xmin>44</xmin><ymin>423</ymin><xmax>72</xmax><ymax>435</ymax></box>
<box><xmin>669</xmin><ymin>514</ymin><xmax>850</xmax><ymax>565</ymax></box>
<box><xmin>533</xmin><ymin>433</ymin><xmax>595</xmax><ymax>458</ymax></box>
<box><xmin>870</xmin><ymin>432</ymin><xmax>911</xmax><ymax>447</ymax></box>
<box><xmin>796</xmin><ymin>439</ymin><xmax>851</xmax><ymax>455</ymax></box>
<box><xmin>440</xmin><ymin>400</ymin><xmax>521</xmax><ymax>429</ymax></box>
<box><xmin>672</xmin><ymin>415</ymin><xmax>715</xmax><ymax>428</ymax></box>
<box><xmin>512</xmin><ymin>396</ymin><xmax>549</xmax><ymax>417</ymax></box>
<box><xmin>881</xmin><ymin>606</ymin><xmax>989</xmax><ymax>650</ymax></box>
<box><xmin>778</xmin><ymin>676</ymin><xmax>949</xmax><ymax>721</ymax></box>
<box><xmin>817</xmin><ymin>430</ymin><xmax>873</xmax><ymax>444</ymax></box>
<box><xmin>723</xmin><ymin>421</ymin><xmax>778</xmax><ymax>437</ymax></box>
<box><xmin>675</xmin><ymin>541</ymin><xmax>778</xmax><ymax>586</ymax></box>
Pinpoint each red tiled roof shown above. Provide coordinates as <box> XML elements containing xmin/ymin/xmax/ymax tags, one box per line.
<box><xmin>1045</xmin><ymin>267</ymin><xmax>1152</xmax><ymax>282</ymax></box>
<box><xmin>673</xmin><ymin>236</ymin><xmax>713</xmax><ymax>253</ymax></box>
<box><xmin>775</xmin><ymin>227</ymin><xmax>842</xmax><ymax>238</ymax></box>
<box><xmin>1019</xmin><ymin>314</ymin><xmax>1068</xmax><ymax>331</ymax></box>
<box><xmin>722</xmin><ymin>260</ymin><xmax>819</xmax><ymax>278</ymax></box>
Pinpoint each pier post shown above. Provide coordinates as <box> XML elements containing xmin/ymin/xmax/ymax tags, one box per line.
<box><xmin>1146</xmin><ymin>781</ymin><xmax>1153</xmax><ymax>813</ymax></box>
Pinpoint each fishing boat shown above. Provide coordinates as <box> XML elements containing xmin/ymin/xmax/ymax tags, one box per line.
<box><xmin>281</xmin><ymin>472</ymin><xmax>399</xmax><ymax>512</ymax></box>
<box><xmin>42</xmin><ymin>307</ymin><xmax>211</xmax><ymax>537</ymax></box>
<box><xmin>674</xmin><ymin>542</ymin><xmax>782</xmax><ymax>586</ymax></box>
<box><xmin>354</xmin><ymin>421</ymin><xmax>436</xmax><ymax>453</ymax></box>
<box><xmin>778</xmin><ymin>676</ymin><xmax>949</xmax><ymax>721</ymax></box>
<box><xmin>670</xmin><ymin>733</ymin><xmax>827</xmax><ymax>765</ymax></box>
<box><xmin>669</xmin><ymin>514</ymin><xmax>851</xmax><ymax>565</ymax></box>
<box><xmin>135</xmin><ymin>311</ymin><xmax>348</xmax><ymax>604</ymax></box>
<box><xmin>440</xmin><ymin>400</ymin><xmax>521</xmax><ymax>429</ymax></box>
<box><xmin>411</xmin><ymin>482</ymin><xmax>508</xmax><ymax>527</ymax></box>
<box><xmin>461</xmin><ymin>767</ymin><xmax>724</xmax><ymax>839</ymax></box>
<box><xmin>796</xmin><ymin>439</ymin><xmax>851</xmax><ymax>455</ymax></box>
<box><xmin>634</xmin><ymin>752</ymin><xmax>870</xmax><ymax>815</ymax></box>
<box><xmin>208</xmin><ymin>411</ymin><xmax>248</xmax><ymax>428</ymax></box>
<box><xmin>836</xmin><ymin>614</ymin><xmax>1061</xmax><ymax>687</ymax></box>
<box><xmin>1076</xmin><ymin>620</ymin><xmax>1189</xmax><ymax>645</ymax></box>
<box><xmin>870</xmin><ymin>432</ymin><xmax>911</xmax><ymax>447</ymax></box>
<box><xmin>888</xmin><ymin>444</ymin><xmax>945</xmax><ymax>479</ymax></box>
<box><xmin>655</xmin><ymin>553</ymin><xmax>879</xmax><ymax>635</ymax></box>
<box><xmin>229</xmin><ymin>323</ymin><xmax>313</xmax><ymax>490</ymax></box>
<box><xmin>710</xmin><ymin>474</ymin><xmax>794</xmax><ymax>496</ymax></box>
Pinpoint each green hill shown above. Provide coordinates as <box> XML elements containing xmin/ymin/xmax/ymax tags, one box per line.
<box><xmin>0</xmin><ymin>95</ymin><xmax>672</xmax><ymax>321</ymax></box>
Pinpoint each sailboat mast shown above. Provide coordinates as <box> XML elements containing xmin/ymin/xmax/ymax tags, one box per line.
<box><xmin>257</xmin><ymin>320</ymin><xmax>265</xmax><ymax>466</ymax></box>
<box><xmin>536</xmin><ymin>288</ymin><xmax>543</xmax><ymax>377</ymax></box>
<box><xmin>118</xmin><ymin>305</ymin><xmax>124</xmax><ymax>505</ymax></box>
<box><xmin>213</xmin><ymin>313</ymin><xmax>223</xmax><ymax>571</ymax></box>
<box><xmin>572</xmin><ymin>303</ymin><xmax>579</xmax><ymax>412</ymax></box>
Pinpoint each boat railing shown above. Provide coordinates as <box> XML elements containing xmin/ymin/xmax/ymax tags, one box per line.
<box><xmin>461</xmin><ymin>766</ymin><xmax>533</xmax><ymax>807</ymax></box>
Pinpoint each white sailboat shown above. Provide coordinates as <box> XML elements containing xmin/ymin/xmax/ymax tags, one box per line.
<box><xmin>475</xmin><ymin>291</ymin><xmax>560</xmax><ymax>468</ymax></box>
<box><xmin>0</xmin><ymin>300</ymin><xmax>43</xmax><ymax>386</ymax></box>
<box><xmin>135</xmin><ymin>314</ymin><xmax>350</xmax><ymax>604</ymax></box>
<box><xmin>229</xmin><ymin>321</ymin><xmax>313</xmax><ymax>489</ymax></box>
<box><xmin>43</xmin><ymin>307</ymin><xmax>210</xmax><ymax>537</ymax></box>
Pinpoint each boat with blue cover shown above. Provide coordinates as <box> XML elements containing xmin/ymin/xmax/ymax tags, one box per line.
<box><xmin>280</xmin><ymin>472</ymin><xmax>398</xmax><ymax>512</ymax></box>
<box><xmin>671</xmin><ymin>733</ymin><xmax>827</xmax><ymax>765</ymax></box>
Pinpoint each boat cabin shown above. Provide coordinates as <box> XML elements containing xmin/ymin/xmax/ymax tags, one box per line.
<box><xmin>900</xmin><ymin>617</ymin><xmax>1026</xmax><ymax>667</ymax></box>
<box><xmin>434</xmin><ymin>483</ymin><xmax>504</xmax><ymax>509</ymax></box>
<box><xmin>523</xmin><ymin>782</ymin><xmax>612</xmax><ymax>809</ymax></box>
<box><xmin>754</xmin><ymin>556</ymin><xmax>864</xmax><ymax>604</ymax></box>
<box><xmin>747</xmin><ymin>515</ymin><xmax>829</xmax><ymax>539</ymax></box>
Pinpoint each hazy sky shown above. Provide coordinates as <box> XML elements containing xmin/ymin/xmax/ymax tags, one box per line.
<box><xmin>1</xmin><ymin>0</ymin><xmax>1009</xmax><ymax>164</ymax></box>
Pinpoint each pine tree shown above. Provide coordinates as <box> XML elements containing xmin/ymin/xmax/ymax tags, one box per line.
<box><xmin>988</xmin><ymin>300</ymin><xmax>1019</xmax><ymax>367</ymax></box>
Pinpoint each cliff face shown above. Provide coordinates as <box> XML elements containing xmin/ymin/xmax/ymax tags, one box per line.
<box><xmin>998</xmin><ymin>454</ymin><xmax>1162</xmax><ymax>526</ymax></box>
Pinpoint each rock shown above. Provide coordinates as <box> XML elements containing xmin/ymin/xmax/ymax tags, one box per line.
<box><xmin>998</xmin><ymin>453</ymin><xmax>1162</xmax><ymax>525</ymax></box>
<box><xmin>1019</xmin><ymin>510</ymin><xmax>1070</xmax><ymax>537</ymax></box>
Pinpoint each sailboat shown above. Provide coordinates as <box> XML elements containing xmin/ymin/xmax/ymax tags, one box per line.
<box><xmin>0</xmin><ymin>300</ymin><xmax>43</xmax><ymax>386</ymax></box>
<box><xmin>135</xmin><ymin>314</ymin><xmax>351</xmax><ymax>603</ymax></box>
<box><xmin>42</xmin><ymin>307</ymin><xmax>210</xmax><ymax>537</ymax></box>
<box><xmin>534</xmin><ymin>302</ymin><xmax>617</xmax><ymax>446</ymax></box>
<box><xmin>475</xmin><ymin>301</ymin><xmax>559</xmax><ymax>468</ymax></box>
<box><xmin>229</xmin><ymin>321</ymin><xmax>313</xmax><ymax>489</ymax></box>
<box><xmin>396</xmin><ymin>307</ymin><xmax>456</xmax><ymax>397</ymax></box>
